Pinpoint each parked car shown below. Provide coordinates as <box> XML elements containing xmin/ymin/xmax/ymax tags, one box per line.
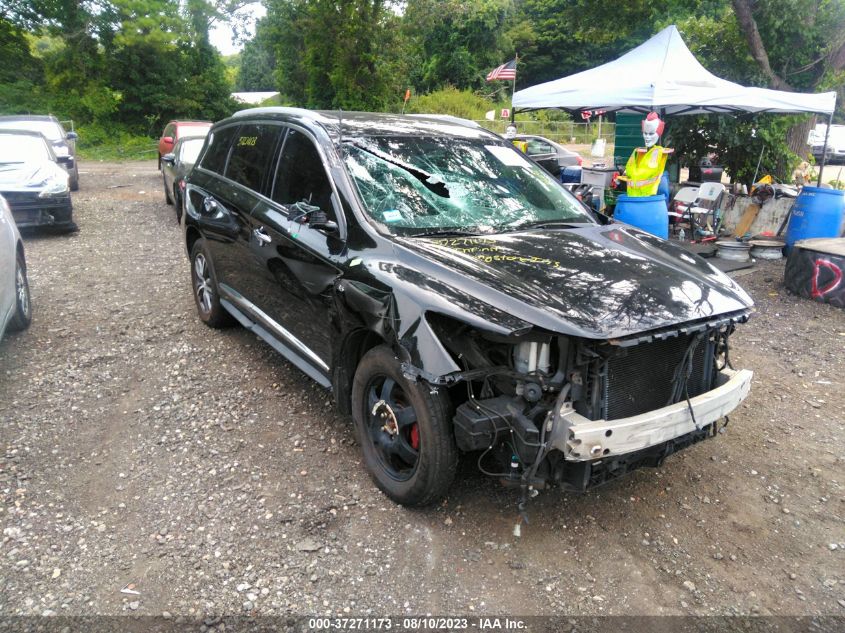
<box><xmin>182</xmin><ymin>108</ymin><xmax>753</xmax><ymax>506</ymax></box>
<box><xmin>158</xmin><ymin>121</ymin><xmax>212</xmax><ymax>169</ymax></box>
<box><xmin>161</xmin><ymin>136</ymin><xmax>206</xmax><ymax>220</ymax></box>
<box><xmin>0</xmin><ymin>115</ymin><xmax>79</xmax><ymax>190</ymax></box>
<box><xmin>0</xmin><ymin>195</ymin><xmax>32</xmax><ymax>342</ymax></box>
<box><xmin>809</xmin><ymin>124</ymin><xmax>845</xmax><ymax>164</ymax></box>
<box><xmin>514</xmin><ymin>134</ymin><xmax>583</xmax><ymax>176</ymax></box>
<box><xmin>0</xmin><ymin>129</ymin><xmax>75</xmax><ymax>231</ymax></box>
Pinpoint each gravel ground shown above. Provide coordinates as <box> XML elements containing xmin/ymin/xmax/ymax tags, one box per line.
<box><xmin>1</xmin><ymin>160</ymin><xmax>844</xmax><ymax>619</ymax></box>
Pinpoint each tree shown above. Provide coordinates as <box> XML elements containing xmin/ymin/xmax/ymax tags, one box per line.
<box><xmin>731</xmin><ymin>0</ymin><xmax>845</xmax><ymax>153</ymax></box>
<box><xmin>263</xmin><ymin>0</ymin><xmax>402</xmax><ymax>110</ymax></box>
<box><xmin>0</xmin><ymin>18</ymin><xmax>47</xmax><ymax>112</ymax></box>
<box><xmin>401</xmin><ymin>0</ymin><xmax>514</xmax><ymax>93</ymax></box>
<box><xmin>236</xmin><ymin>19</ymin><xmax>275</xmax><ymax>91</ymax></box>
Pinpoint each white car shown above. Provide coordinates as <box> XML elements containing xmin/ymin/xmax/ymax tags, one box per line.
<box><xmin>0</xmin><ymin>194</ymin><xmax>31</xmax><ymax>341</ymax></box>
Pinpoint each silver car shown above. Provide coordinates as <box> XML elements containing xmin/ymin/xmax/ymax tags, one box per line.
<box><xmin>0</xmin><ymin>195</ymin><xmax>32</xmax><ymax>342</ymax></box>
<box><xmin>0</xmin><ymin>115</ymin><xmax>79</xmax><ymax>191</ymax></box>
<box><xmin>514</xmin><ymin>134</ymin><xmax>583</xmax><ymax>176</ymax></box>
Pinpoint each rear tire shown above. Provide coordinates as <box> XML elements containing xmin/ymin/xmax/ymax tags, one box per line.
<box><xmin>164</xmin><ymin>175</ymin><xmax>173</xmax><ymax>205</ymax></box>
<box><xmin>70</xmin><ymin>164</ymin><xmax>79</xmax><ymax>191</ymax></box>
<box><xmin>174</xmin><ymin>187</ymin><xmax>183</xmax><ymax>223</ymax></box>
<box><xmin>189</xmin><ymin>239</ymin><xmax>233</xmax><ymax>328</ymax></box>
<box><xmin>351</xmin><ymin>345</ymin><xmax>457</xmax><ymax>506</ymax></box>
<box><xmin>8</xmin><ymin>251</ymin><xmax>32</xmax><ymax>332</ymax></box>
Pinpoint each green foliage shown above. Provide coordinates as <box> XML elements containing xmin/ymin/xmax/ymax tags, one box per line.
<box><xmin>74</xmin><ymin>123</ymin><xmax>157</xmax><ymax>160</ymax></box>
<box><xmin>263</xmin><ymin>0</ymin><xmax>403</xmax><ymax>110</ymax></box>
<box><xmin>830</xmin><ymin>179</ymin><xmax>845</xmax><ymax>191</ymax></box>
<box><xmin>403</xmin><ymin>86</ymin><xmax>504</xmax><ymax>119</ymax></box>
<box><xmin>0</xmin><ymin>19</ymin><xmax>48</xmax><ymax>112</ymax></box>
<box><xmin>237</xmin><ymin>21</ymin><xmax>277</xmax><ymax>91</ymax></box>
<box><xmin>402</xmin><ymin>0</ymin><xmax>514</xmax><ymax>93</ymax></box>
<box><xmin>1</xmin><ymin>0</ymin><xmax>238</xmax><ymax>139</ymax></box>
<box><xmin>668</xmin><ymin>114</ymin><xmax>805</xmax><ymax>184</ymax></box>
<box><xmin>3</xmin><ymin>0</ymin><xmax>844</xmax><ymax>169</ymax></box>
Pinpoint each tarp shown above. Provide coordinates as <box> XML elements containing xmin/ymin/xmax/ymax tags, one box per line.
<box><xmin>512</xmin><ymin>25</ymin><xmax>836</xmax><ymax>116</ymax></box>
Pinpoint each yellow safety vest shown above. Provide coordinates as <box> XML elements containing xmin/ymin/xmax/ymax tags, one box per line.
<box><xmin>623</xmin><ymin>146</ymin><xmax>671</xmax><ymax>196</ymax></box>
<box><xmin>512</xmin><ymin>140</ymin><xmax>528</xmax><ymax>153</ymax></box>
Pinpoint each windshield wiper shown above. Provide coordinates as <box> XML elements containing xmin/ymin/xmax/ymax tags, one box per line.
<box><xmin>504</xmin><ymin>219</ymin><xmax>589</xmax><ymax>232</ymax></box>
<box><xmin>347</xmin><ymin>141</ymin><xmax>450</xmax><ymax>198</ymax></box>
<box><xmin>412</xmin><ymin>229</ymin><xmax>482</xmax><ymax>238</ymax></box>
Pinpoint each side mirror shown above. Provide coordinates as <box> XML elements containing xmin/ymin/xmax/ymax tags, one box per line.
<box><xmin>162</xmin><ymin>136</ymin><xmax>174</xmax><ymax>145</ymax></box>
<box><xmin>309</xmin><ymin>210</ymin><xmax>339</xmax><ymax>234</ymax></box>
<box><xmin>66</xmin><ymin>131</ymin><xmax>78</xmax><ymax>140</ymax></box>
<box><xmin>162</xmin><ymin>153</ymin><xmax>176</xmax><ymax>164</ymax></box>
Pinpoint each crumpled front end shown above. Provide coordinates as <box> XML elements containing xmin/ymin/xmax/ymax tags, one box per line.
<box><xmin>413</xmin><ymin>310</ymin><xmax>751</xmax><ymax>493</ymax></box>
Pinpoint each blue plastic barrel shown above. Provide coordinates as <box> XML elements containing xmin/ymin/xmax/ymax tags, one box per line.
<box><xmin>614</xmin><ymin>194</ymin><xmax>668</xmax><ymax>239</ymax></box>
<box><xmin>785</xmin><ymin>187</ymin><xmax>845</xmax><ymax>253</ymax></box>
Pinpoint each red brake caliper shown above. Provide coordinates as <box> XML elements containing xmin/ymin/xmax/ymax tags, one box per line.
<box><xmin>409</xmin><ymin>424</ymin><xmax>420</xmax><ymax>450</ymax></box>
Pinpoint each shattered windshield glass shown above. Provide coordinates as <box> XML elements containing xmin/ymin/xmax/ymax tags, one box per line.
<box><xmin>343</xmin><ymin>136</ymin><xmax>595</xmax><ymax>236</ymax></box>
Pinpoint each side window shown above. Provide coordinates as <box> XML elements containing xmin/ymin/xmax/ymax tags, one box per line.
<box><xmin>526</xmin><ymin>140</ymin><xmax>553</xmax><ymax>155</ymax></box>
<box><xmin>164</xmin><ymin>124</ymin><xmax>175</xmax><ymax>139</ymax></box>
<box><xmin>225</xmin><ymin>124</ymin><xmax>280</xmax><ymax>193</ymax></box>
<box><xmin>198</xmin><ymin>125</ymin><xmax>239</xmax><ymax>175</ymax></box>
<box><xmin>272</xmin><ymin>129</ymin><xmax>334</xmax><ymax>217</ymax></box>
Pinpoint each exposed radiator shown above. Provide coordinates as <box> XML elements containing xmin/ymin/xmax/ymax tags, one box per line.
<box><xmin>603</xmin><ymin>335</ymin><xmax>713</xmax><ymax>421</ymax></box>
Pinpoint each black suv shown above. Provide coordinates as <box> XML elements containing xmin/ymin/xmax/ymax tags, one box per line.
<box><xmin>0</xmin><ymin>115</ymin><xmax>79</xmax><ymax>191</ymax></box>
<box><xmin>183</xmin><ymin>108</ymin><xmax>754</xmax><ymax>506</ymax></box>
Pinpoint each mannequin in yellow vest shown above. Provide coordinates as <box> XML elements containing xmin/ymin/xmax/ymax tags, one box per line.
<box><xmin>505</xmin><ymin>123</ymin><xmax>528</xmax><ymax>154</ymax></box>
<box><xmin>621</xmin><ymin>112</ymin><xmax>673</xmax><ymax>196</ymax></box>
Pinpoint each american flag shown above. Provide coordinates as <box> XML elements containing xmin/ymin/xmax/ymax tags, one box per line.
<box><xmin>486</xmin><ymin>59</ymin><xmax>517</xmax><ymax>81</ymax></box>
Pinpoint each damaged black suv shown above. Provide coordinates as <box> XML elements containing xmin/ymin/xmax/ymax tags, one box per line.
<box><xmin>182</xmin><ymin>108</ymin><xmax>753</xmax><ymax>506</ymax></box>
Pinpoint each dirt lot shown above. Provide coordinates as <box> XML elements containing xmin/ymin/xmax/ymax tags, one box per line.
<box><xmin>1</xmin><ymin>160</ymin><xmax>844</xmax><ymax>619</ymax></box>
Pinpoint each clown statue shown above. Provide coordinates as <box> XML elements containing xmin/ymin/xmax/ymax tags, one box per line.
<box><xmin>622</xmin><ymin>112</ymin><xmax>673</xmax><ymax>197</ymax></box>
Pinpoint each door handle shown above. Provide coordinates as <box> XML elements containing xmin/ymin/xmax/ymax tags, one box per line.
<box><xmin>253</xmin><ymin>226</ymin><xmax>272</xmax><ymax>246</ymax></box>
<box><xmin>202</xmin><ymin>197</ymin><xmax>218</xmax><ymax>214</ymax></box>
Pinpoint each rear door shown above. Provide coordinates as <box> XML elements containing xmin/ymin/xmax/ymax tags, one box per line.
<box><xmin>188</xmin><ymin>123</ymin><xmax>281</xmax><ymax>297</ymax></box>
<box><xmin>248</xmin><ymin>127</ymin><xmax>345</xmax><ymax>370</ymax></box>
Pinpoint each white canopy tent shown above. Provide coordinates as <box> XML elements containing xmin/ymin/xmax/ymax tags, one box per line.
<box><xmin>512</xmin><ymin>25</ymin><xmax>836</xmax><ymax>116</ymax></box>
<box><xmin>512</xmin><ymin>25</ymin><xmax>837</xmax><ymax>182</ymax></box>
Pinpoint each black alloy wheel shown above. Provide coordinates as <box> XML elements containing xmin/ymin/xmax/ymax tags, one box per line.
<box><xmin>189</xmin><ymin>240</ymin><xmax>233</xmax><ymax>328</ymax></box>
<box><xmin>352</xmin><ymin>346</ymin><xmax>457</xmax><ymax>506</ymax></box>
<box><xmin>365</xmin><ymin>374</ymin><xmax>421</xmax><ymax>481</ymax></box>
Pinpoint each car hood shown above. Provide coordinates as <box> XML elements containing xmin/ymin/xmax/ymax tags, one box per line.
<box><xmin>391</xmin><ymin>224</ymin><xmax>753</xmax><ymax>340</ymax></box>
<box><xmin>0</xmin><ymin>161</ymin><xmax>65</xmax><ymax>190</ymax></box>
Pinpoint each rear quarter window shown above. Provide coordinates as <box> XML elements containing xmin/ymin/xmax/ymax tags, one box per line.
<box><xmin>198</xmin><ymin>125</ymin><xmax>239</xmax><ymax>175</ymax></box>
<box><xmin>224</xmin><ymin>124</ymin><xmax>280</xmax><ymax>194</ymax></box>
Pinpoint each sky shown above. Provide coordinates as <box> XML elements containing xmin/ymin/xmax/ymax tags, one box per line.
<box><xmin>209</xmin><ymin>1</ymin><xmax>266</xmax><ymax>56</ymax></box>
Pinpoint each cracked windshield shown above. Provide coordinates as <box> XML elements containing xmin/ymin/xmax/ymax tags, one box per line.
<box><xmin>344</xmin><ymin>136</ymin><xmax>595</xmax><ymax>236</ymax></box>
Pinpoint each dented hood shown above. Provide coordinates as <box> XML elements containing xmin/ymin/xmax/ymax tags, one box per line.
<box><xmin>392</xmin><ymin>224</ymin><xmax>753</xmax><ymax>340</ymax></box>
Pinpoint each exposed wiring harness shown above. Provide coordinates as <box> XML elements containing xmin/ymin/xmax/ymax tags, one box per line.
<box><xmin>668</xmin><ymin>332</ymin><xmax>706</xmax><ymax>431</ymax></box>
<box><xmin>717</xmin><ymin>326</ymin><xmax>735</xmax><ymax>370</ymax></box>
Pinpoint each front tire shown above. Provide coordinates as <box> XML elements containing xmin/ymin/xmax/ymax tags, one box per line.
<box><xmin>189</xmin><ymin>240</ymin><xmax>233</xmax><ymax>328</ymax></box>
<box><xmin>351</xmin><ymin>345</ymin><xmax>457</xmax><ymax>506</ymax></box>
<box><xmin>8</xmin><ymin>251</ymin><xmax>32</xmax><ymax>332</ymax></box>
